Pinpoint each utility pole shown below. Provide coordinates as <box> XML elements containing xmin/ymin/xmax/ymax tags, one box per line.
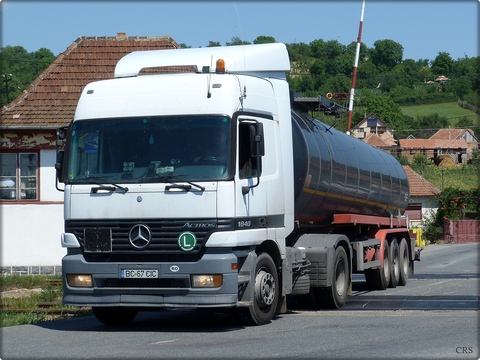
<box><xmin>2</xmin><ymin>73</ymin><xmax>13</xmax><ymax>104</ymax></box>
<box><xmin>346</xmin><ymin>0</ymin><xmax>366</xmax><ymax>135</ymax></box>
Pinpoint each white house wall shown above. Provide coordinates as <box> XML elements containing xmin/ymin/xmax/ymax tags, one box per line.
<box><xmin>409</xmin><ymin>196</ymin><xmax>439</xmax><ymax>229</ymax></box>
<box><xmin>1</xmin><ymin>148</ymin><xmax>65</xmax><ymax>275</ymax></box>
<box><xmin>40</xmin><ymin>150</ymin><xmax>64</xmax><ymax>200</ymax></box>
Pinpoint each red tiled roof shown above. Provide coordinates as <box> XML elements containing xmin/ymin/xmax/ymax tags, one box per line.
<box><xmin>1</xmin><ymin>34</ymin><xmax>180</xmax><ymax>129</ymax></box>
<box><xmin>364</xmin><ymin>133</ymin><xmax>391</xmax><ymax>147</ymax></box>
<box><xmin>430</xmin><ymin>128</ymin><xmax>464</xmax><ymax>140</ymax></box>
<box><xmin>403</xmin><ymin>165</ymin><xmax>440</xmax><ymax>197</ymax></box>
<box><xmin>429</xmin><ymin>128</ymin><xmax>477</xmax><ymax>142</ymax></box>
<box><xmin>399</xmin><ymin>138</ymin><xmax>469</xmax><ymax>149</ymax></box>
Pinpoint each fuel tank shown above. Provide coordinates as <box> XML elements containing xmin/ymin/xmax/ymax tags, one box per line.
<box><xmin>291</xmin><ymin>110</ymin><xmax>409</xmax><ymax>224</ymax></box>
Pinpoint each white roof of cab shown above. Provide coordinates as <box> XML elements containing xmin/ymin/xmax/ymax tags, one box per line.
<box><xmin>114</xmin><ymin>43</ymin><xmax>290</xmax><ymax>78</ymax></box>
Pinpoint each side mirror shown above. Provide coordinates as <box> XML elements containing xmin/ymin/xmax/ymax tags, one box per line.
<box><xmin>55</xmin><ymin>126</ymin><xmax>68</xmax><ymax>191</ymax></box>
<box><xmin>55</xmin><ymin>150</ymin><xmax>65</xmax><ymax>183</ymax></box>
<box><xmin>249</xmin><ymin>123</ymin><xmax>265</xmax><ymax>157</ymax></box>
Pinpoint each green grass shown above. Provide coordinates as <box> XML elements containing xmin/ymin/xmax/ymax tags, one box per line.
<box><xmin>411</xmin><ymin>164</ymin><xmax>479</xmax><ymax>191</ymax></box>
<box><xmin>400</xmin><ymin>102</ymin><xmax>478</xmax><ymax>125</ymax></box>
<box><xmin>0</xmin><ymin>275</ymin><xmax>91</xmax><ymax>327</ymax></box>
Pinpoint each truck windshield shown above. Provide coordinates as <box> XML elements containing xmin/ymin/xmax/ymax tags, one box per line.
<box><xmin>65</xmin><ymin>116</ymin><xmax>232</xmax><ymax>184</ymax></box>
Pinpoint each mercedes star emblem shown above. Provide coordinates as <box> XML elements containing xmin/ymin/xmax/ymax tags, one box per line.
<box><xmin>128</xmin><ymin>224</ymin><xmax>152</xmax><ymax>249</ymax></box>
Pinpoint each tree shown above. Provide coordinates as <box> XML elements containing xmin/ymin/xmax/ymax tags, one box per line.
<box><xmin>371</xmin><ymin>39</ymin><xmax>404</xmax><ymax>72</ymax></box>
<box><xmin>253</xmin><ymin>36</ymin><xmax>276</xmax><ymax>44</ymax></box>
<box><xmin>309</xmin><ymin>39</ymin><xmax>326</xmax><ymax>59</ymax></box>
<box><xmin>286</xmin><ymin>42</ymin><xmax>310</xmax><ymax>61</ymax></box>
<box><xmin>207</xmin><ymin>41</ymin><xmax>221</xmax><ymax>47</ymax></box>
<box><xmin>431</xmin><ymin>51</ymin><xmax>453</xmax><ymax>76</ymax></box>
<box><xmin>226</xmin><ymin>37</ymin><xmax>250</xmax><ymax>46</ymax></box>
<box><xmin>0</xmin><ymin>45</ymin><xmax>55</xmax><ymax>106</ymax></box>
<box><xmin>455</xmin><ymin>116</ymin><xmax>474</xmax><ymax>129</ymax></box>
<box><xmin>451</xmin><ymin>76</ymin><xmax>472</xmax><ymax>100</ymax></box>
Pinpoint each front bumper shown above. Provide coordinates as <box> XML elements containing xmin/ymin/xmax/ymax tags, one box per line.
<box><xmin>62</xmin><ymin>251</ymin><xmax>240</xmax><ymax>308</ymax></box>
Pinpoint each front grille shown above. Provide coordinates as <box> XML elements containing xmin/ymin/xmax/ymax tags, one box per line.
<box><xmin>65</xmin><ymin>218</ymin><xmax>234</xmax><ymax>261</ymax></box>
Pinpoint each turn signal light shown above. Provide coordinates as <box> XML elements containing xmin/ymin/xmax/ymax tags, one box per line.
<box><xmin>67</xmin><ymin>274</ymin><xmax>93</xmax><ymax>287</ymax></box>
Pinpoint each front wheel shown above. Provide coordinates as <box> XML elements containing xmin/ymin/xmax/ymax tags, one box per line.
<box><xmin>92</xmin><ymin>307</ymin><xmax>138</xmax><ymax>325</ymax></box>
<box><xmin>239</xmin><ymin>253</ymin><xmax>279</xmax><ymax>326</ymax></box>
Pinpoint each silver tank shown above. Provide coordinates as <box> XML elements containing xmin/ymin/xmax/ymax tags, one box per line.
<box><xmin>291</xmin><ymin>110</ymin><xmax>409</xmax><ymax>224</ymax></box>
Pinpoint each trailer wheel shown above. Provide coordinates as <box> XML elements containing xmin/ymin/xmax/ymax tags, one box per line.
<box><xmin>365</xmin><ymin>241</ymin><xmax>390</xmax><ymax>290</ymax></box>
<box><xmin>388</xmin><ymin>238</ymin><xmax>400</xmax><ymax>288</ymax></box>
<box><xmin>240</xmin><ymin>252</ymin><xmax>278</xmax><ymax>326</ymax></box>
<box><xmin>92</xmin><ymin>307</ymin><xmax>138</xmax><ymax>325</ymax></box>
<box><xmin>312</xmin><ymin>246</ymin><xmax>349</xmax><ymax>309</ymax></box>
<box><xmin>398</xmin><ymin>238</ymin><xmax>409</xmax><ymax>286</ymax></box>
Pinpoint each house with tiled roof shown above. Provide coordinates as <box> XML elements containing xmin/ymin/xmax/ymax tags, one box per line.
<box><xmin>351</xmin><ymin>113</ymin><xmax>395</xmax><ymax>141</ymax></box>
<box><xmin>429</xmin><ymin>128</ymin><xmax>478</xmax><ymax>154</ymax></box>
<box><xmin>402</xmin><ymin>165</ymin><xmax>441</xmax><ymax>229</ymax></box>
<box><xmin>398</xmin><ymin>138</ymin><xmax>470</xmax><ymax>164</ymax></box>
<box><xmin>0</xmin><ymin>33</ymin><xmax>180</xmax><ymax>274</ymax></box>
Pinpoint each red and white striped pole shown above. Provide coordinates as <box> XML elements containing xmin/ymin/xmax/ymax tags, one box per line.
<box><xmin>346</xmin><ymin>0</ymin><xmax>366</xmax><ymax>135</ymax></box>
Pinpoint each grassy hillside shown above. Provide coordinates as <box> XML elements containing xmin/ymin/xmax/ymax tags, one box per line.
<box><xmin>411</xmin><ymin>164</ymin><xmax>478</xmax><ymax>191</ymax></box>
<box><xmin>400</xmin><ymin>102</ymin><xmax>478</xmax><ymax>126</ymax></box>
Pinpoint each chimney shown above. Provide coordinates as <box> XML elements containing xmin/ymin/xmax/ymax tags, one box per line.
<box><xmin>117</xmin><ymin>32</ymin><xmax>127</xmax><ymax>40</ymax></box>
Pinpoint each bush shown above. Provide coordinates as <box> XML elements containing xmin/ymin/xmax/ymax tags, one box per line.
<box><xmin>396</xmin><ymin>155</ymin><xmax>410</xmax><ymax>165</ymax></box>
<box><xmin>422</xmin><ymin>210</ymin><xmax>444</xmax><ymax>244</ymax></box>
<box><xmin>412</xmin><ymin>154</ymin><xmax>429</xmax><ymax>166</ymax></box>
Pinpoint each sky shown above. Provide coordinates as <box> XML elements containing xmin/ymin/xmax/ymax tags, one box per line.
<box><xmin>0</xmin><ymin>0</ymin><xmax>478</xmax><ymax>62</ymax></box>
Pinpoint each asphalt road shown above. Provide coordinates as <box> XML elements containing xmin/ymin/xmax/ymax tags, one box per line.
<box><xmin>1</xmin><ymin>242</ymin><xmax>479</xmax><ymax>360</ymax></box>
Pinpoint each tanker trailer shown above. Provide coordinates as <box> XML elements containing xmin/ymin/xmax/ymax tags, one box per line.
<box><xmin>285</xmin><ymin>109</ymin><xmax>413</xmax><ymax>309</ymax></box>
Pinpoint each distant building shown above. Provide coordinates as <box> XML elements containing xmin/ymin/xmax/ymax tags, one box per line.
<box><xmin>429</xmin><ymin>128</ymin><xmax>479</xmax><ymax>153</ymax></box>
<box><xmin>0</xmin><ymin>33</ymin><xmax>180</xmax><ymax>274</ymax></box>
<box><xmin>398</xmin><ymin>138</ymin><xmax>470</xmax><ymax>164</ymax></box>
<box><xmin>351</xmin><ymin>113</ymin><xmax>395</xmax><ymax>140</ymax></box>
<box><xmin>403</xmin><ymin>166</ymin><xmax>440</xmax><ymax>229</ymax></box>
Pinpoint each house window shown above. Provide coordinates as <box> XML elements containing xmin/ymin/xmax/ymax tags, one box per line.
<box><xmin>0</xmin><ymin>152</ymin><xmax>38</xmax><ymax>201</ymax></box>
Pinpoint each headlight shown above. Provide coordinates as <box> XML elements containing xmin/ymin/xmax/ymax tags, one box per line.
<box><xmin>67</xmin><ymin>274</ymin><xmax>93</xmax><ymax>287</ymax></box>
<box><xmin>191</xmin><ymin>275</ymin><xmax>222</xmax><ymax>288</ymax></box>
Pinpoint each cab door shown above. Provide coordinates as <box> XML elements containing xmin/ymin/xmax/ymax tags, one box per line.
<box><xmin>234</xmin><ymin>115</ymin><xmax>283</xmax><ymax>235</ymax></box>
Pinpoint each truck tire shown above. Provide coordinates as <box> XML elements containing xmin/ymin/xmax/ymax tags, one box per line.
<box><xmin>92</xmin><ymin>307</ymin><xmax>138</xmax><ymax>325</ymax></box>
<box><xmin>398</xmin><ymin>238</ymin><xmax>409</xmax><ymax>286</ymax></box>
<box><xmin>365</xmin><ymin>241</ymin><xmax>390</xmax><ymax>291</ymax></box>
<box><xmin>311</xmin><ymin>246</ymin><xmax>349</xmax><ymax>309</ymax></box>
<box><xmin>388</xmin><ymin>238</ymin><xmax>400</xmax><ymax>288</ymax></box>
<box><xmin>240</xmin><ymin>252</ymin><xmax>278</xmax><ymax>326</ymax></box>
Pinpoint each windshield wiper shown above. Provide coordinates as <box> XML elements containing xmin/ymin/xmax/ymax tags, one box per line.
<box><xmin>143</xmin><ymin>175</ymin><xmax>205</xmax><ymax>192</ymax></box>
<box><xmin>73</xmin><ymin>177</ymin><xmax>129</xmax><ymax>193</ymax></box>
<box><xmin>91</xmin><ymin>183</ymin><xmax>129</xmax><ymax>193</ymax></box>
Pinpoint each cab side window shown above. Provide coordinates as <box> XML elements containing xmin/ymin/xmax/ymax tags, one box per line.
<box><xmin>238</xmin><ymin>122</ymin><xmax>261</xmax><ymax>179</ymax></box>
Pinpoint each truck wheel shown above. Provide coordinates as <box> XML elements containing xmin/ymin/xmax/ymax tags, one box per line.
<box><xmin>240</xmin><ymin>252</ymin><xmax>278</xmax><ymax>326</ymax></box>
<box><xmin>398</xmin><ymin>238</ymin><xmax>409</xmax><ymax>286</ymax></box>
<box><xmin>365</xmin><ymin>241</ymin><xmax>390</xmax><ymax>291</ymax></box>
<box><xmin>92</xmin><ymin>307</ymin><xmax>138</xmax><ymax>325</ymax></box>
<box><xmin>312</xmin><ymin>246</ymin><xmax>349</xmax><ymax>309</ymax></box>
<box><xmin>388</xmin><ymin>238</ymin><xmax>400</xmax><ymax>288</ymax></box>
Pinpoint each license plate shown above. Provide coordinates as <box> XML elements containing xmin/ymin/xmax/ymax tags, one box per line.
<box><xmin>121</xmin><ymin>269</ymin><xmax>159</xmax><ymax>278</ymax></box>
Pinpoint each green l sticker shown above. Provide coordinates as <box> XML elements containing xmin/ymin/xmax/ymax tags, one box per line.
<box><xmin>178</xmin><ymin>232</ymin><xmax>197</xmax><ymax>252</ymax></box>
